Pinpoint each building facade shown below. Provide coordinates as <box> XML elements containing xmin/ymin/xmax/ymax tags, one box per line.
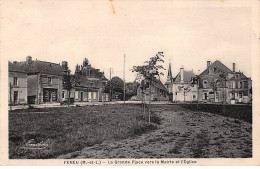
<box><xmin>198</xmin><ymin>60</ymin><xmax>252</xmax><ymax>104</ymax></box>
<box><xmin>8</xmin><ymin>62</ymin><xmax>28</xmax><ymax>105</ymax></box>
<box><xmin>70</xmin><ymin>58</ymin><xmax>109</xmax><ymax>102</ymax></box>
<box><xmin>12</xmin><ymin>56</ymin><xmax>65</xmax><ymax>104</ymax></box>
<box><xmin>136</xmin><ymin>78</ymin><xmax>169</xmax><ymax>101</ymax></box>
<box><xmin>172</xmin><ymin>68</ymin><xmax>198</xmax><ymax>102</ymax></box>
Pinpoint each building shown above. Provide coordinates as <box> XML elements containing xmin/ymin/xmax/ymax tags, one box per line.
<box><xmin>11</xmin><ymin>56</ymin><xmax>65</xmax><ymax>104</ymax></box>
<box><xmin>71</xmin><ymin>58</ymin><xmax>108</xmax><ymax>102</ymax></box>
<box><xmin>198</xmin><ymin>60</ymin><xmax>252</xmax><ymax>104</ymax></box>
<box><xmin>8</xmin><ymin>62</ymin><xmax>28</xmax><ymax>105</ymax></box>
<box><xmin>164</xmin><ymin>63</ymin><xmax>174</xmax><ymax>100</ymax></box>
<box><xmin>227</xmin><ymin>64</ymin><xmax>252</xmax><ymax>104</ymax></box>
<box><xmin>172</xmin><ymin>68</ymin><xmax>198</xmax><ymax>102</ymax></box>
<box><xmin>136</xmin><ymin>78</ymin><xmax>169</xmax><ymax>101</ymax></box>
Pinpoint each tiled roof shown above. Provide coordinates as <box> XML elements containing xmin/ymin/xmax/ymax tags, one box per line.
<box><xmin>8</xmin><ymin>62</ymin><xmax>26</xmax><ymax>73</ymax></box>
<box><xmin>11</xmin><ymin>60</ymin><xmax>64</xmax><ymax>76</ymax></box>
<box><xmin>228</xmin><ymin>72</ymin><xmax>248</xmax><ymax>80</ymax></box>
<box><xmin>73</xmin><ymin>75</ymin><xmax>102</xmax><ymax>89</ymax></box>
<box><xmin>153</xmin><ymin>79</ymin><xmax>168</xmax><ymax>92</ymax></box>
<box><xmin>26</xmin><ymin>60</ymin><xmax>64</xmax><ymax>76</ymax></box>
<box><xmin>174</xmin><ymin>70</ymin><xmax>195</xmax><ymax>83</ymax></box>
<box><xmin>200</xmin><ymin>60</ymin><xmax>232</xmax><ymax>75</ymax></box>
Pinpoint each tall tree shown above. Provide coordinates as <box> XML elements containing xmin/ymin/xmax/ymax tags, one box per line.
<box><xmin>63</xmin><ymin>69</ymin><xmax>72</xmax><ymax>106</ymax></box>
<box><xmin>132</xmin><ymin>52</ymin><xmax>165</xmax><ymax>124</ymax></box>
<box><xmin>104</xmin><ymin>76</ymin><xmax>124</xmax><ymax>100</ymax></box>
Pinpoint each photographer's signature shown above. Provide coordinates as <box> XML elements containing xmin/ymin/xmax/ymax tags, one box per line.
<box><xmin>21</xmin><ymin>139</ymin><xmax>50</xmax><ymax>150</ymax></box>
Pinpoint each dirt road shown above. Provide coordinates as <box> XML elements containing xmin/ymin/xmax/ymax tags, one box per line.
<box><xmin>58</xmin><ymin>109</ymin><xmax>252</xmax><ymax>158</ymax></box>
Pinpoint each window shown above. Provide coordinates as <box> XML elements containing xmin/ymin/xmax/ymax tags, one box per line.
<box><xmin>216</xmin><ymin>92</ymin><xmax>219</xmax><ymax>99</ymax></box>
<box><xmin>232</xmin><ymin>82</ymin><xmax>236</xmax><ymax>89</ymax></box>
<box><xmin>13</xmin><ymin>77</ymin><xmax>18</xmax><ymax>86</ymax></box>
<box><xmin>240</xmin><ymin>81</ymin><xmax>243</xmax><ymax>88</ymax></box>
<box><xmin>239</xmin><ymin>92</ymin><xmax>243</xmax><ymax>98</ymax></box>
<box><xmin>203</xmin><ymin>93</ymin><xmax>208</xmax><ymax>100</ymax></box>
<box><xmin>62</xmin><ymin>91</ymin><xmax>65</xmax><ymax>98</ymax></box>
<box><xmin>75</xmin><ymin>91</ymin><xmax>79</xmax><ymax>99</ymax></box>
<box><xmin>48</xmin><ymin>77</ymin><xmax>52</xmax><ymax>84</ymax></box>
<box><xmin>203</xmin><ymin>80</ymin><xmax>208</xmax><ymax>88</ymax></box>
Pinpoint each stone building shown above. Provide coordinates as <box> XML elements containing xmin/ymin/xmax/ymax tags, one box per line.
<box><xmin>172</xmin><ymin>68</ymin><xmax>198</xmax><ymax>102</ymax></box>
<box><xmin>8</xmin><ymin>62</ymin><xmax>28</xmax><ymax>105</ymax></box>
<box><xmin>71</xmin><ymin>58</ymin><xmax>108</xmax><ymax>102</ymax></box>
<box><xmin>11</xmin><ymin>56</ymin><xmax>65</xmax><ymax>104</ymax></box>
<box><xmin>198</xmin><ymin>60</ymin><xmax>252</xmax><ymax>104</ymax></box>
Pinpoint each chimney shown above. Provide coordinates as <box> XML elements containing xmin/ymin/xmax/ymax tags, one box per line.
<box><xmin>207</xmin><ymin>61</ymin><xmax>211</xmax><ymax>68</ymax></box>
<box><xmin>26</xmin><ymin>56</ymin><xmax>32</xmax><ymax>63</ymax></box>
<box><xmin>62</xmin><ymin>61</ymin><xmax>68</xmax><ymax>70</ymax></box>
<box><xmin>232</xmin><ymin>63</ymin><xmax>236</xmax><ymax>72</ymax></box>
<box><xmin>180</xmin><ymin>68</ymin><xmax>184</xmax><ymax>83</ymax></box>
<box><xmin>13</xmin><ymin>61</ymin><xmax>17</xmax><ymax>64</ymax></box>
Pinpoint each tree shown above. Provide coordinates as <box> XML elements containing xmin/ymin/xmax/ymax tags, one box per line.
<box><xmin>132</xmin><ymin>52</ymin><xmax>165</xmax><ymax>124</ymax></box>
<box><xmin>63</xmin><ymin>69</ymin><xmax>72</xmax><ymax>106</ymax></box>
<box><xmin>125</xmin><ymin>82</ymin><xmax>140</xmax><ymax>100</ymax></box>
<box><xmin>104</xmin><ymin>76</ymin><xmax>124</xmax><ymax>100</ymax></box>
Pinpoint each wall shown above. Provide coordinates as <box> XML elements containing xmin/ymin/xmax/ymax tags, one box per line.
<box><xmin>8</xmin><ymin>72</ymin><xmax>27</xmax><ymax>105</ymax></box>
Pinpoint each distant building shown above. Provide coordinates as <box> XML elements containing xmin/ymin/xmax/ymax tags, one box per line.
<box><xmin>172</xmin><ymin>68</ymin><xmax>198</xmax><ymax>102</ymax></box>
<box><xmin>136</xmin><ymin>78</ymin><xmax>169</xmax><ymax>101</ymax></box>
<box><xmin>198</xmin><ymin>60</ymin><xmax>252</xmax><ymax>104</ymax></box>
<box><xmin>227</xmin><ymin>64</ymin><xmax>252</xmax><ymax>104</ymax></box>
<box><xmin>164</xmin><ymin>63</ymin><xmax>174</xmax><ymax>100</ymax></box>
<box><xmin>8</xmin><ymin>62</ymin><xmax>28</xmax><ymax>105</ymax></box>
<box><xmin>71</xmin><ymin>58</ymin><xmax>108</xmax><ymax>102</ymax></box>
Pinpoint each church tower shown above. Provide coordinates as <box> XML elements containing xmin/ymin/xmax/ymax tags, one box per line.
<box><xmin>165</xmin><ymin>62</ymin><xmax>174</xmax><ymax>94</ymax></box>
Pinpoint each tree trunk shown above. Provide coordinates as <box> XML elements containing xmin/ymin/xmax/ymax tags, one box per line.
<box><xmin>149</xmin><ymin>80</ymin><xmax>152</xmax><ymax>124</ymax></box>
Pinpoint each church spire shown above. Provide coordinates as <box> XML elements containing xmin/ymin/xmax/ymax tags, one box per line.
<box><xmin>167</xmin><ymin>62</ymin><xmax>173</xmax><ymax>78</ymax></box>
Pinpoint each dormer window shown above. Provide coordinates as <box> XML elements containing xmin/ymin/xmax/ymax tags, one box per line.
<box><xmin>203</xmin><ymin>80</ymin><xmax>208</xmax><ymax>88</ymax></box>
<box><xmin>235</xmin><ymin>74</ymin><xmax>239</xmax><ymax>79</ymax></box>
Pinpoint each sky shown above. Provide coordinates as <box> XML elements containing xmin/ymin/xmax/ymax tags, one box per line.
<box><xmin>1</xmin><ymin>0</ymin><xmax>253</xmax><ymax>83</ymax></box>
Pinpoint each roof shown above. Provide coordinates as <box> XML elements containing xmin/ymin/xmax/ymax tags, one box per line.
<box><xmin>26</xmin><ymin>60</ymin><xmax>64</xmax><ymax>76</ymax></box>
<box><xmin>174</xmin><ymin>70</ymin><xmax>195</xmax><ymax>83</ymax></box>
<box><xmin>153</xmin><ymin>79</ymin><xmax>168</xmax><ymax>91</ymax></box>
<box><xmin>228</xmin><ymin>72</ymin><xmax>248</xmax><ymax>80</ymax></box>
<box><xmin>8</xmin><ymin>62</ymin><xmax>26</xmax><ymax>73</ymax></box>
<box><xmin>200</xmin><ymin>60</ymin><xmax>232</xmax><ymax>76</ymax></box>
<box><xmin>167</xmin><ymin>63</ymin><xmax>173</xmax><ymax>78</ymax></box>
<box><xmin>73</xmin><ymin>75</ymin><xmax>103</xmax><ymax>89</ymax></box>
<box><xmin>10</xmin><ymin>60</ymin><xmax>64</xmax><ymax>76</ymax></box>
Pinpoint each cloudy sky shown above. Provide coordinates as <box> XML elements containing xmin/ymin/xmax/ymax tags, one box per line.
<box><xmin>1</xmin><ymin>0</ymin><xmax>253</xmax><ymax>83</ymax></box>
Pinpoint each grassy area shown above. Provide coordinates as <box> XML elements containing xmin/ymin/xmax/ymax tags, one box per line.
<box><xmin>9</xmin><ymin>104</ymin><xmax>160</xmax><ymax>159</ymax></box>
<box><xmin>179</xmin><ymin>104</ymin><xmax>252</xmax><ymax>123</ymax></box>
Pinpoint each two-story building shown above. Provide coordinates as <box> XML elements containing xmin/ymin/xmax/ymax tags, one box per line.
<box><xmin>71</xmin><ymin>58</ymin><xmax>108</xmax><ymax>102</ymax></box>
<box><xmin>13</xmin><ymin>56</ymin><xmax>65</xmax><ymax>104</ymax></box>
<box><xmin>172</xmin><ymin>68</ymin><xmax>198</xmax><ymax>102</ymax></box>
<box><xmin>198</xmin><ymin>60</ymin><xmax>252</xmax><ymax>104</ymax></box>
<box><xmin>8</xmin><ymin>62</ymin><xmax>28</xmax><ymax>105</ymax></box>
<box><xmin>227</xmin><ymin>63</ymin><xmax>252</xmax><ymax>104</ymax></box>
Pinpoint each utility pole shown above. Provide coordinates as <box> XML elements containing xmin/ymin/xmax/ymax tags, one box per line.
<box><xmin>9</xmin><ymin>82</ymin><xmax>12</xmax><ymax>111</ymax></box>
<box><xmin>123</xmin><ymin>54</ymin><xmax>126</xmax><ymax>104</ymax></box>
<box><xmin>110</xmin><ymin>68</ymin><xmax>112</xmax><ymax>102</ymax></box>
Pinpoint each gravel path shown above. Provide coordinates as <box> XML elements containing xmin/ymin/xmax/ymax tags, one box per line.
<box><xmin>58</xmin><ymin>109</ymin><xmax>252</xmax><ymax>159</ymax></box>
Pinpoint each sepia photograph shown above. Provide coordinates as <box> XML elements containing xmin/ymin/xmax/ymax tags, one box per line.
<box><xmin>0</xmin><ymin>0</ymin><xmax>259</xmax><ymax>166</ymax></box>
